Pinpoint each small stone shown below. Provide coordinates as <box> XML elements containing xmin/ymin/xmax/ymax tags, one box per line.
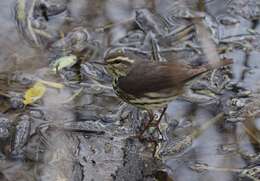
<box><xmin>219</xmin><ymin>16</ymin><xmax>240</xmax><ymax>25</ymax></box>
<box><xmin>0</xmin><ymin>117</ymin><xmax>11</xmax><ymax>139</ymax></box>
<box><xmin>231</xmin><ymin>98</ymin><xmax>246</xmax><ymax>108</ymax></box>
<box><xmin>29</xmin><ymin>110</ymin><xmax>44</xmax><ymax>119</ymax></box>
<box><xmin>226</xmin><ymin>117</ymin><xmax>246</xmax><ymax>123</ymax></box>
<box><xmin>237</xmin><ymin>90</ymin><xmax>251</xmax><ymax>97</ymax></box>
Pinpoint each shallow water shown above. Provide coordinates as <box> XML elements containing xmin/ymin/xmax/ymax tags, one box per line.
<box><xmin>0</xmin><ymin>0</ymin><xmax>259</xmax><ymax>181</ymax></box>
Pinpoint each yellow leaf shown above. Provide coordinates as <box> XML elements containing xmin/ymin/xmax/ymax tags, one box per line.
<box><xmin>38</xmin><ymin>79</ymin><xmax>64</xmax><ymax>89</ymax></box>
<box><xmin>51</xmin><ymin>55</ymin><xmax>77</xmax><ymax>72</ymax></box>
<box><xmin>23</xmin><ymin>82</ymin><xmax>46</xmax><ymax>105</ymax></box>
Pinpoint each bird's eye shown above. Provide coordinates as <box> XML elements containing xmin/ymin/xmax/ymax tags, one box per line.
<box><xmin>111</xmin><ymin>59</ymin><xmax>122</xmax><ymax>64</ymax></box>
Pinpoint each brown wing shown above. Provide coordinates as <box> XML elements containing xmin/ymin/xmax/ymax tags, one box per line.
<box><xmin>117</xmin><ymin>62</ymin><xmax>208</xmax><ymax>97</ymax></box>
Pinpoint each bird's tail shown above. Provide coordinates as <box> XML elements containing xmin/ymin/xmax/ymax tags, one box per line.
<box><xmin>207</xmin><ymin>58</ymin><xmax>233</xmax><ymax>70</ymax></box>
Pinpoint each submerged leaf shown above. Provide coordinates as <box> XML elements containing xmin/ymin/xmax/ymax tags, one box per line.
<box><xmin>23</xmin><ymin>82</ymin><xmax>46</xmax><ymax>105</ymax></box>
<box><xmin>51</xmin><ymin>55</ymin><xmax>77</xmax><ymax>72</ymax></box>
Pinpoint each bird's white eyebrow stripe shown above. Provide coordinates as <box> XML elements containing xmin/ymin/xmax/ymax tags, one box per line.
<box><xmin>106</xmin><ymin>56</ymin><xmax>135</xmax><ymax>64</ymax></box>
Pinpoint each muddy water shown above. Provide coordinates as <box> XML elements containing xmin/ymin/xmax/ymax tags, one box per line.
<box><xmin>0</xmin><ymin>0</ymin><xmax>259</xmax><ymax>181</ymax></box>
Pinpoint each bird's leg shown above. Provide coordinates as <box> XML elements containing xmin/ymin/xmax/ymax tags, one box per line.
<box><xmin>138</xmin><ymin>110</ymin><xmax>155</xmax><ymax>139</ymax></box>
<box><xmin>138</xmin><ymin>107</ymin><xmax>167</xmax><ymax>140</ymax></box>
<box><xmin>138</xmin><ymin>108</ymin><xmax>167</xmax><ymax>156</ymax></box>
<box><xmin>152</xmin><ymin>107</ymin><xmax>167</xmax><ymax>139</ymax></box>
<box><xmin>154</xmin><ymin>107</ymin><xmax>167</xmax><ymax>127</ymax></box>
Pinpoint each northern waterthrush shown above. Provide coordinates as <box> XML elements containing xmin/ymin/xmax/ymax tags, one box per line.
<box><xmin>104</xmin><ymin>48</ymin><xmax>231</xmax><ymax>109</ymax></box>
<box><xmin>102</xmin><ymin>47</ymin><xmax>232</xmax><ymax>137</ymax></box>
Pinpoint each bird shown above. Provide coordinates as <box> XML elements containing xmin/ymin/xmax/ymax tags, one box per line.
<box><xmin>102</xmin><ymin>47</ymin><xmax>232</xmax><ymax>137</ymax></box>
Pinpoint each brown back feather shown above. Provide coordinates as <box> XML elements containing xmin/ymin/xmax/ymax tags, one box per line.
<box><xmin>117</xmin><ymin>62</ymin><xmax>208</xmax><ymax>97</ymax></box>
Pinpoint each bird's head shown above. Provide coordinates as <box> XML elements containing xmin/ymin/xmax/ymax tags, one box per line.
<box><xmin>104</xmin><ymin>48</ymin><xmax>135</xmax><ymax>78</ymax></box>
